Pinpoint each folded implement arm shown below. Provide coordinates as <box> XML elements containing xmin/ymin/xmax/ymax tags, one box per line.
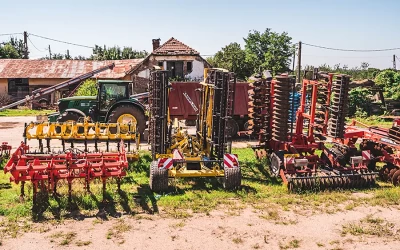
<box><xmin>148</xmin><ymin>69</ymin><xmax>241</xmax><ymax>192</ymax></box>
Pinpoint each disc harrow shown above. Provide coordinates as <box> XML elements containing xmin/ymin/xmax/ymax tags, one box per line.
<box><xmin>3</xmin><ymin>141</ymin><xmax>128</xmax><ymax>203</ymax></box>
<box><xmin>247</xmin><ymin>73</ymin><xmax>272</xmax><ymax>159</ymax></box>
<box><xmin>250</xmin><ymin>69</ymin><xmax>377</xmax><ymax>191</ymax></box>
<box><xmin>328</xmin><ymin>75</ymin><xmax>350</xmax><ymax>138</ymax></box>
<box><xmin>272</xmin><ymin>75</ymin><xmax>290</xmax><ymax>142</ymax></box>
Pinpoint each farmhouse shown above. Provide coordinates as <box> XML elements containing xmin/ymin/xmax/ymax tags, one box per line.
<box><xmin>0</xmin><ymin>37</ymin><xmax>210</xmax><ymax>104</ymax></box>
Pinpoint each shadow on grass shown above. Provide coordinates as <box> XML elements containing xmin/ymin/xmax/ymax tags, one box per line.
<box><xmin>0</xmin><ymin>183</ymin><xmax>11</xmax><ymax>189</ymax></box>
<box><xmin>135</xmin><ymin>185</ymin><xmax>159</xmax><ymax>214</ymax></box>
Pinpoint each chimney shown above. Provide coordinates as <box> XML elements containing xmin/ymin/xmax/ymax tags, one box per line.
<box><xmin>152</xmin><ymin>38</ymin><xmax>161</xmax><ymax>51</ymax></box>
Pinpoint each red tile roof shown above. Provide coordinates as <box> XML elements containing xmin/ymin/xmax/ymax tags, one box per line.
<box><xmin>153</xmin><ymin>37</ymin><xmax>199</xmax><ymax>55</ymax></box>
<box><xmin>0</xmin><ymin>59</ymin><xmax>144</xmax><ymax>79</ymax></box>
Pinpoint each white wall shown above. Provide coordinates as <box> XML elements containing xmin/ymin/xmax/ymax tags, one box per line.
<box><xmin>186</xmin><ymin>59</ymin><xmax>204</xmax><ymax>81</ymax></box>
<box><xmin>138</xmin><ymin>69</ymin><xmax>150</xmax><ymax>78</ymax></box>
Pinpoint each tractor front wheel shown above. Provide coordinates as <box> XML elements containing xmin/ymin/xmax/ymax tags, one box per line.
<box><xmin>108</xmin><ymin>104</ymin><xmax>146</xmax><ymax>135</ymax></box>
<box><xmin>149</xmin><ymin>161</ymin><xmax>169</xmax><ymax>193</ymax></box>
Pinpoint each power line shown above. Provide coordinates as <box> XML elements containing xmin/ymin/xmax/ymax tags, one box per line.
<box><xmin>0</xmin><ymin>33</ymin><xmax>23</xmax><ymax>37</ymax></box>
<box><xmin>303</xmin><ymin>42</ymin><xmax>400</xmax><ymax>52</ymax></box>
<box><xmin>27</xmin><ymin>36</ymin><xmax>45</xmax><ymax>52</ymax></box>
<box><xmin>29</xmin><ymin>33</ymin><xmax>94</xmax><ymax>49</ymax></box>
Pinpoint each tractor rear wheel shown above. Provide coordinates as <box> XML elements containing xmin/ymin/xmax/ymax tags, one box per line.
<box><xmin>223</xmin><ymin>167</ymin><xmax>241</xmax><ymax>190</ymax></box>
<box><xmin>55</xmin><ymin>112</ymin><xmax>84</xmax><ymax>134</ymax></box>
<box><xmin>149</xmin><ymin>161</ymin><xmax>169</xmax><ymax>193</ymax></box>
<box><xmin>108</xmin><ymin>104</ymin><xmax>145</xmax><ymax>135</ymax></box>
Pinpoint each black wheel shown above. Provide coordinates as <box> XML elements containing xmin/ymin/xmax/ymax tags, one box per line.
<box><xmin>223</xmin><ymin>167</ymin><xmax>241</xmax><ymax>190</ymax></box>
<box><xmin>55</xmin><ymin>112</ymin><xmax>84</xmax><ymax>134</ymax></box>
<box><xmin>269</xmin><ymin>152</ymin><xmax>282</xmax><ymax>177</ymax></box>
<box><xmin>226</xmin><ymin>119</ymin><xmax>239</xmax><ymax>138</ymax></box>
<box><xmin>38</xmin><ymin>99</ymin><xmax>49</xmax><ymax>109</ymax></box>
<box><xmin>108</xmin><ymin>104</ymin><xmax>146</xmax><ymax>135</ymax></box>
<box><xmin>149</xmin><ymin>161</ymin><xmax>168</xmax><ymax>193</ymax></box>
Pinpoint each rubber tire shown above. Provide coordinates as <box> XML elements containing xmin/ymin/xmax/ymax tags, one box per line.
<box><xmin>107</xmin><ymin>104</ymin><xmax>146</xmax><ymax>135</ymax></box>
<box><xmin>55</xmin><ymin>112</ymin><xmax>84</xmax><ymax>134</ymax></box>
<box><xmin>223</xmin><ymin>167</ymin><xmax>241</xmax><ymax>190</ymax></box>
<box><xmin>39</xmin><ymin>99</ymin><xmax>49</xmax><ymax>109</ymax></box>
<box><xmin>269</xmin><ymin>152</ymin><xmax>283</xmax><ymax>177</ymax></box>
<box><xmin>149</xmin><ymin>161</ymin><xmax>169</xmax><ymax>193</ymax></box>
<box><xmin>226</xmin><ymin>119</ymin><xmax>239</xmax><ymax>138</ymax></box>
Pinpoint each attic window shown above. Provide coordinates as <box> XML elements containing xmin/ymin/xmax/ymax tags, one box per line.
<box><xmin>187</xmin><ymin>61</ymin><xmax>193</xmax><ymax>72</ymax></box>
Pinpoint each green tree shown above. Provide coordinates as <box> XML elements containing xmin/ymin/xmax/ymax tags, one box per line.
<box><xmin>74</xmin><ymin>79</ymin><xmax>98</xmax><ymax>96</ymax></box>
<box><xmin>208</xmin><ymin>42</ymin><xmax>251</xmax><ymax>80</ymax></box>
<box><xmin>91</xmin><ymin>45</ymin><xmax>148</xmax><ymax>60</ymax></box>
<box><xmin>244</xmin><ymin>29</ymin><xmax>294</xmax><ymax>75</ymax></box>
<box><xmin>348</xmin><ymin>87</ymin><xmax>373</xmax><ymax>117</ymax></box>
<box><xmin>375</xmin><ymin>69</ymin><xmax>400</xmax><ymax>100</ymax></box>
<box><xmin>0</xmin><ymin>37</ymin><xmax>26</xmax><ymax>59</ymax></box>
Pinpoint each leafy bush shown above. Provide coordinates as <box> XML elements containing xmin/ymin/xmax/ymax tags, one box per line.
<box><xmin>348</xmin><ymin>87</ymin><xmax>373</xmax><ymax>117</ymax></box>
<box><xmin>375</xmin><ymin>70</ymin><xmax>400</xmax><ymax>100</ymax></box>
<box><xmin>74</xmin><ymin>79</ymin><xmax>97</xmax><ymax>96</ymax></box>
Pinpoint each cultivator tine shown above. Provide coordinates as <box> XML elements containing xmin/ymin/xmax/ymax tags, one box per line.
<box><xmin>3</xmin><ymin>141</ymin><xmax>129</xmax><ymax>205</ymax></box>
<box><xmin>23</xmin><ymin>120</ymin><xmax>140</xmax><ymax>160</ymax></box>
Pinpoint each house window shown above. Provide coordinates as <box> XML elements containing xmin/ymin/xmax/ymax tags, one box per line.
<box><xmin>187</xmin><ymin>61</ymin><xmax>193</xmax><ymax>72</ymax></box>
<box><xmin>158</xmin><ymin>61</ymin><xmax>164</xmax><ymax>68</ymax></box>
<box><xmin>167</xmin><ymin>61</ymin><xmax>184</xmax><ymax>79</ymax></box>
<box><xmin>8</xmin><ymin>78</ymin><xmax>29</xmax><ymax>100</ymax></box>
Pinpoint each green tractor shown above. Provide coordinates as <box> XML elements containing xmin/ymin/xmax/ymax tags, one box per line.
<box><xmin>48</xmin><ymin>80</ymin><xmax>146</xmax><ymax>135</ymax></box>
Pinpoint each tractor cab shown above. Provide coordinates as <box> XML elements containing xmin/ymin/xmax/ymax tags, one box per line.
<box><xmin>97</xmin><ymin>80</ymin><xmax>130</xmax><ymax>113</ymax></box>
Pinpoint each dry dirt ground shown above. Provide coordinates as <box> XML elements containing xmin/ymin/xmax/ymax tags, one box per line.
<box><xmin>1</xmin><ymin>117</ymin><xmax>400</xmax><ymax>250</ymax></box>
<box><xmin>2</xmin><ymin>205</ymin><xmax>400</xmax><ymax>250</ymax></box>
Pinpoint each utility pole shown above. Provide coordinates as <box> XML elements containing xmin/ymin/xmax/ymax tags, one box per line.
<box><xmin>297</xmin><ymin>41</ymin><xmax>302</xmax><ymax>83</ymax></box>
<box><xmin>48</xmin><ymin>45</ymin><xmax>52</xmax><ymax>59</ymax></box>
<box><xmin>393</xmin><ymin>54</ymin><xmax>396</xmax><ymax>70</ymax></box>
<box><xmin>67</xmin><ymin>49</ymin><xmax>70</xmax><ymax>59</ymax></box>
<box><xmin>23</xmin><ymin>31</ymin><xmax>28</xmax><ymax>59</ymax></box>
<box><xmin>292</xmin><ymin>47</ymin><xmax>296</xmax><ymax>72</ymax></box>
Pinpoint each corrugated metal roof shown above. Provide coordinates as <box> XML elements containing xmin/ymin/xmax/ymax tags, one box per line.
<box><xmin>0</xmin><ymin>59</ymin><xmax>144</xmax><ymax>79</ymax></box>
<box><xmin>153</xmin><ymin>37</ymin><xmax>199</xmax><ymax>55</ymax></box>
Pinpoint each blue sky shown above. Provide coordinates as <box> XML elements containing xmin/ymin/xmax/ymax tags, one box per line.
<box><xmin>1</xmin><ymin>0</ymin><xmax>399</xmax><ymax>69</ymax></box>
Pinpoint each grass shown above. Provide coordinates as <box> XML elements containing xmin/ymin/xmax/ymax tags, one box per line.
<box><xmin>341</xmin><ymin>214</ymin><xmax>396</xmax><ymax>237</ymax></box>
<box><xmin>106</xmin><ymin>219</ymin><xmax>132</xmax><ymax>244</ymax></box>
<box><xmin>0</xmin><ymin>148</ymin><xmax>400</xmax><ymax>241</ymax></box>
<box><xmin>232</xmin><ymin>237</ymin><xmax>243</xmax><ymax>244</ymax></box>
<box><xmin>0</xmin><ymin>109</ymin><xmax>55</xmax><ymax>117</ymax></box>
<box><xmin>348</xmin><ymin>116</ymin><xmax>393</xmax><ymax>128</ymax></box>
<box><xmin>49</xmin><ymin>231</ymin><xmax>77</xmax><ymax>246</ymax></box>
<box><xmin>280</xmin><ymin>239</ymin><xmax>301</xmax><ymax>249</ymax></box>
<box><xmin>75</xmin><ymin>240</ymin><xmax>92</xmax><ymax>246</ymax></box>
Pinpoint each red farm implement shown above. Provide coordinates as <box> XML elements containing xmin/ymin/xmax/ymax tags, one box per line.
<box><xmin>249</xmin><ymin>69</ymin><xmax>376</xmax><ymax>191</ymax></box>
<box><xmin>3</xmin><ymin>141</ymin><xmax>128</xmax><ymax>203</ymax></box>
<box><xmin>0</xmin><ymin>142</ymin><xmax>11</xmax><ymax>160</ymax></box>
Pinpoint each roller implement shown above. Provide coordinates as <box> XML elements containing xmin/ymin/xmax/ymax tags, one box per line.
<box><xmin>249</xmin><ymin>69</ymin><xmax>377</xmax><ymax>191</ymax></box>
<box><xmin>148</xmin><ymin>69</ymin><xmax>241</xmax><ymax>192</ymax></box>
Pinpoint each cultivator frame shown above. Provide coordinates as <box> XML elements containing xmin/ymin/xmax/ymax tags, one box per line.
<box><xmin>0</xmin><ymin>142</ymin><xmax>11</xmax><ymax>160</ymax></box>
<box><xmin>4</xmin><ymin>140</ymin><xmax>128</xmax><ymax>203</ymax></box>
<box><xmin>148</xmin><ymin>69</ymin><xmax>241</xmax><ymax>192</ymax></box>
<box><xmin>249</xmin><ymin>69</ymin><xmax>376</xmax><ymax>191</ymax></box>
<box><xmin>23</xmin><ymin>119</ymin><xmax>140</xmax><ymax>160</ymax></box>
